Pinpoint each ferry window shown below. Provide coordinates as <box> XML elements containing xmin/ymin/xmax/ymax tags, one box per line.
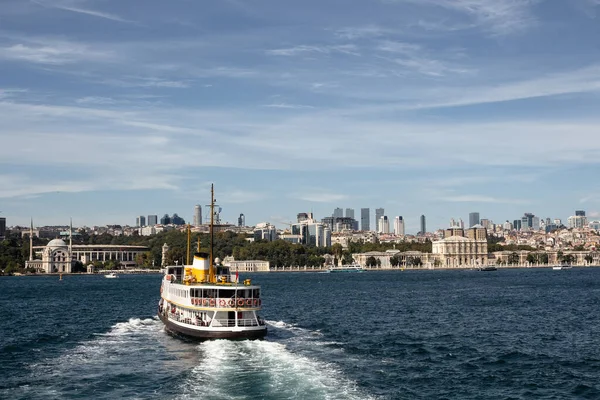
<box><xmin>253</xmin><ymin>289</ymin><xmax>260</xmax><ymax>298</ymax></box>
<box><xmin>221</xmin><ymin>289</ymin><xmax>235</xmax><ymax>298</ymax></box>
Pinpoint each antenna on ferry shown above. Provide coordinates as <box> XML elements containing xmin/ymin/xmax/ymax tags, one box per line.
<box><xmin>186</xmin><ymin>224</ymin><xmax>191</xmax><ymax>265</ymax></box>
<box><xmin>209</xmin><ymin>183</ymin><xmax>216</xmax><ymax>283</ymax></box>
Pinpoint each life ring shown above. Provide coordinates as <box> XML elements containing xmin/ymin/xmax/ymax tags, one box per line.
<box><xmin>219</xmin><ymin>299</ymin><xmax>226</xmax><ymax>307</ymax></box>
<box><xmin>193</xmin><ymin>298</ymin><xmax>198</xmax><ymax>306</ymax></box>
<box><xmin>209</xmin><ymin>299</ymin><xmax>215</xmax><ymax>307</ymax></box>
<box><xmin>228</xmin><ymin>299</ymin><xmax>235</xmax><ymax>307</ymax></box>
<box><xmin>203</xmin><ymin>299</ymin><xmax>208</xmax><ymax>306</ymax></box>
<box><xmin>245</xmin><ymin>299</ymin><xmax>252</xmax><ymax>306</ymax></box>
<box><xmin>237</xmin><ymin>298</ymin><xmax>245</xmax><ymax>307</ymax></box>
<box><xmin>253</xmin><ymin>299</ymin><xmax>258</xmax><ymax>307</ymax></box>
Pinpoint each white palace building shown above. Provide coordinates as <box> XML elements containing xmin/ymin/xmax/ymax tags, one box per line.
<box><xmin>25</xmin><ymin>224</ymin><xmax>149</xmax><ymax>273</ymax></box>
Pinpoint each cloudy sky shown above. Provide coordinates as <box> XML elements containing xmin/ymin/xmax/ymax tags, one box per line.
<box><xmin>2</xmin><ymin>0</ymin><xmax>600</xmax><ymax>232</ymax></box>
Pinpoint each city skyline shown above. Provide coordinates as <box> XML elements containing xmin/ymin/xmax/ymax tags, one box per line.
<box><xmin>2</xmin><ymin>1</ymin><xmax>600</xmax><ymax>231</ymax></box>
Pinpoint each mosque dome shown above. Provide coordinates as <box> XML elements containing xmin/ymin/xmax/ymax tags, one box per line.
<box><xmin>47</xmin><ymin>239</ymin><xmax>68</xmax><ymax>248</ymax></box>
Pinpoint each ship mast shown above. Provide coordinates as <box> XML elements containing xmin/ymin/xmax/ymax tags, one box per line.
<box><xmin>186</xmin><ymin>224</ymin><xmax>191</xmax><ymax>265</ymax></box>
<box><xmin>209</xmin><ymin>184</ymin><xmax>216</xmax><ymax>283</ymax></box>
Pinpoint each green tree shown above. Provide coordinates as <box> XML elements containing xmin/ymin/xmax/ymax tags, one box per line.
<box><xmin>366</xmin><ymin>256</ymin><xmax>378</xmax><ymax>267</ymax></box>
<box><xmin>390</xmin><ymin>255</ymin><xmax>401</xmax><ymax>267</ymax></box>
<box><xmin>585</xmin><ymin>254</ymin><xmax>594</xmax><ymax>264</ymax></box>
<box><xmin>507</xmin><ymin>252</ymin><xmax>519</xmax><ymax>265</ymax></box>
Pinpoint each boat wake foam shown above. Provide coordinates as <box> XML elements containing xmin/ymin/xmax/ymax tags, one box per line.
<box><xmin>178</xmin><ymin>334</ymin><xmax>374</xmax><ymax>400</ymax></box>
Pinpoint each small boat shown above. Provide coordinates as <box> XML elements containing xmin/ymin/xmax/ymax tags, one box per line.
<box><xmin>552</xmin><ymin>265</ymin><xmax>572</xmax><ymax>270</ymax></box>
<box><xmin>105</xmin><ymin>272</ymin><xmax>118</xmax><ymax>278</ymax></box>
<box><xmin>479</xmin><ymin>266</ymin><xmax>497</xmax><ymax>272</ymax></box>
<box><xmin>158</xmin><ymin>184</ymin><xmax>267</xmax><ymax>340</ymax></box>
<box><xmin>327</xmin><ymin>264</ymin><xmax>364</xmax><ymax>273</ymax></box>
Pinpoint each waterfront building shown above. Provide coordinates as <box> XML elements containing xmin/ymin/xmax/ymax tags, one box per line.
<box><xmin>26</xmin><ymin>240</ymin><xmax>150</xmax><ymax>272</ymax></box>
<box><xmin>469</xmin><ymin>212</ymin><xmax>480</xmax><ymax>228</ymax></box>
<box><xmin>378</xmin><ymin>216</ymin><xmax>390</xmax><ymax>234</ymax></box>
<box><xmin>148</xmin><ymin>215</ymin><xmax>158</xmax><ymax>226</ymax></box>
<box><xmin>193</xmin><ymin>205</ymin><xmax>202</xmax><ymax>226</ymax></box>
<box><xmin>361</xmin><ymin>208</ymin><xmax>370</xmax><ymax>231</ymax></box>
<box><xmin>223</xmin><ymin>258</ymin><xmax>270</xmax><ymax>272</ymax></box>
<box><xmin>136</xmin><ymin>215</ymin><xmax>146</xmax><ymax>227</ymax></box>
<box><xmin>345</xmin><ymin>208</ymin><xmax>354</xmax><ymax>219</ymax></box>
<box><xmin>420</xmin><ymin>215</ymin><xmax>426</xmax><ymax>235</ymax></box>
<box><xmin>333</xmin><ymin>208</ymin><xmax>344</xmax><ymax>218</ymax></box>
<box><xmin>394</xmin><ymin>216</ymin><xmax>405</xmax><ymax>236</ymax></box>
<box><xmin>432</xmin><ymin>235</ymin><xmax>488</xmax><ymax>267</ymax></box>
<box><xmin>375</xmin><ymin>208</ymin><xmax>385</xmax><ymax>230</ymax></box>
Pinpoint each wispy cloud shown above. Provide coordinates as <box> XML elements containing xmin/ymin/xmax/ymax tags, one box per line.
<box><xmin>439</xmin><ymin>195</ymin><xmax>530</xmax><ymax>204</ymax></box>
<box><xmin>262</xmin><ymin>103</ymin><xmax>314</xmax><ymax>109</ymax></box>
<box><xmin>0</xmin><ymin>39</ymin><xmax>114</xmax><ymax>65</ymax></box>
<box><xmin>295</xmin><ymin>192</ymin><xmax>348</xmax><ymax>203</ymax></box>
<box><xmin>266</xmin><ymin>44</ymin><xmax>360</xmax><ymax>57</ymax></box>
<box><xmin>33</xmin><ymin>1</ymin><xmax>134</xmax><ymax>23</ymax></box>
<box><xmin>386</xmin><ymin>0</ymin><xmax>539</xmax><ymax>35</ymax></box>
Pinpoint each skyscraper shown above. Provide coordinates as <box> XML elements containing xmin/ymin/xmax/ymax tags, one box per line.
<box><xmin>136</xmin><ymin>215</ymin><xmax>146</xmax><ymax>227</ymax></box>
<box><xmin>0</xmin><ymin>217</ymin><xmax>6</xmax><ymax>238</ymax></box>
<box><xmin>345</xmin><ymin>208</ymin><xmax>354</xmax><ymax>219</ymax></box>
<box><xmin>378</xmin><ymin>216</ymin><xmax>389</xmax><ymax>234</ymax></box>
<box><xmin>193</xmin><ymin>205</ymin><xmax>202</xmax><ymax>226</ymax></box>
<box><xmin>238</xmin><ymin>213</ymin><xmax>245</xmax><ymax>227</ymax></box>
<box><xmin>469</xmin><ymin>212</ymin><xmax>480</xmax><ymax>228</ymax></box>
<box><xmin>333</xmin><ymin>208</ymin><xmax>343</xmax><ymax>218</ymax></box>
<box><xmin>420</xmin><ymin>215</ymin><xmax>426</xmax><ymax>235</ymax></box>
<box><xmin>147</xmin><ymin>215</ymin><xmax>158</xmax><ymax>226</ymax></box>
<box><xmin>160</xmin><ymin>214</ymin><xmax>171</xmax><ymax>225</ymax></box>
<box><xmin>576</xmin><ymin>210</ymin><xmax>586</xmax><ymax>217</ymax></box>
<box><xmin>360</xmin><ymin>208</ymin><xmax>370</xmax><ymax>231</ymax></box>
<box><xmin>394</xmin><ymin>216</ymin><xmax>405</xmax><ymax>236</ymax></box>
<box><xmin>375</xmin><ymin>208</ymin><xmax>384</xmax><ymax>230</ymax></box>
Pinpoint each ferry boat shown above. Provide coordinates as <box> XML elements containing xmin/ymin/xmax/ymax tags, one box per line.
<box><xmin>327</xmin><ymin>264</ymin><xmax>364</xmax><ymax>273</ymax></box>
<box><xmin>157</xmin><ymin>185</ymin><xmax>267</xmax><ymax>340</ymax></box>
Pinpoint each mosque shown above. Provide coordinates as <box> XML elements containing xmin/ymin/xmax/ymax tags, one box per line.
<box><xmin>25</xmin><ymin>222</ymin><xmax>150</xmax><ymax>273</ymax></box>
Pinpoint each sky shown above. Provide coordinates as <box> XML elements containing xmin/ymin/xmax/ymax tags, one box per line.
<box><xmin>2</xmin><ymin>0</ymin><xmax>600</xmax><ymax>233</ymax></box>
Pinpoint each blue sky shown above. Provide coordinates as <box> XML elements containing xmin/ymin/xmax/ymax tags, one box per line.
<box><xmin>2</xmin><ymin>0</ymin><xmax>600</xmax><ymax>233</ymax></box>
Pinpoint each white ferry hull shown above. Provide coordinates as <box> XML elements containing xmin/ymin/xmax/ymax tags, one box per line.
<box><xmin>158</xmin><ymin>312</ymin><xmax>267</xmax><ymax>340</ymax></box>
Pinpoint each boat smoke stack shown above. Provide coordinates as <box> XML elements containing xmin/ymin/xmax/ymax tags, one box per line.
<box><xmin>191</xmin><ymin>252</ymin><xmax>210</xmax><ymax>282</ymax></box>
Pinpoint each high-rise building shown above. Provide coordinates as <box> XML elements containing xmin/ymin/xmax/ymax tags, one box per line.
<box><xmin>394</xmin><ymin>216</ymin><xmax>405</xmax><ymax>236</ymax></box>
<box><xmin>378</xmin><ymin>216</ymin><xmax>389</xmax><ymax>234</ymax></box>
<box><xmin>458</xmin><ymin>218</ymin><xmax>465</xmax><ymax>229</ymax></box>
<box><xmin>160</xmin><ymin>214</ymin><xmax>171</xmax><ymax>225</ymax></box>
<box><xmin>238</xmin><ymin>213</ymin><xmax>245</xmax><ymax>227</ymax></box>
<box><xmin>171</xmin><ymin>213</ymin><xmax>185</xmax><ymax>225</ymax></box>
<box><xmin>513</xmin><ymin>219</ymin><xmax>522</xmax><ymax>230</ymax></box>
<box><xmin>360</xmin><ymin>208</ymin><xmax>370</xmax><ymax>231</ymax></box>
<box><xmin>136</xmin><ymin>216</ymin><xmax>146</xmax><ymax>227</ymax></box>
<box><xmin>148</xmin><ymin>215</ymin><xmax>158</xmax><ymax>226</ymax></box>
<box><xmin>469</xmin><ymin>212</ymin><xmax>480</xmax><ymax>228</ymax></box>
<box><xmin>375</xmin><ymin>208</ymin><xmax>384</xmax><ymax>230</ymax></box>
<box><xmin>333</xmin><ymin>208</ymin><xmax>344</xmax><ymax>218</ymax></box>
<box><xmin>193</xmin><ymin>205</ymin><xmax>202</xmax><ymax>226</ymax></box>
<box><xmin>345</xmin><ymin>208</ymin><xmax>354</xmax><ymax>219</ymax></box>
<box><xmin>0</xmin><ymin>217</ymin><xmax>6</xmax><ymax>238</ymax></box>
<box><xmin>576</xmin><ymin>210</ymin><xmax>586</xmax><ymax>217</ymax></box>
<box><xmin>568</xmin><ymin>213</ymin><xmax>588</xmax><ymax>229</ymax></box>
<box><xmin>420</xmin><ymin>215</ymin><xmax>426</xmax><ymax>235</ymax></box>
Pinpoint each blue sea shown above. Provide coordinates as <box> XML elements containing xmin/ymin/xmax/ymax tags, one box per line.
<box><xmin>2</xmin><ymin>268</ymin><xmax>600</xmax><ymax>399</ymax></box>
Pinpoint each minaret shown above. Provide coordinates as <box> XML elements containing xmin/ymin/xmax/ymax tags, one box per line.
<box><xmin>29</xmin><ymin>218</ymin><xmax>33</xmax><ymax>261</ymax></box>
<box><xmin>69</xmin><ymin>218</ymin><xmax>73</xmax><ymax>254</ymax></box>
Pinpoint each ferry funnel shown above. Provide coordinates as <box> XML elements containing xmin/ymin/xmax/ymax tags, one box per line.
<box><xmin>191</xmin><ymin>252</ymin><xmax>210</xmax><ymax>282</ymax></box>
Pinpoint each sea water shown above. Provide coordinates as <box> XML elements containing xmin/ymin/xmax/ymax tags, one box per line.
<box><xmin>1</xmin><ymin>269</ymin><xmax>600</xmax><ymax>399</ymax></box>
